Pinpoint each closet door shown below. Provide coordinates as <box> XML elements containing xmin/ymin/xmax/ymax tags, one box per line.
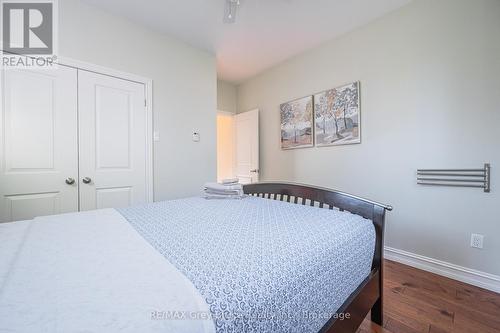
<box><xmin>78</xmin><ymin>70</ymin><xmax>147</xmax><ymax>211</ymax></box>
<box><xmin>0</xmin><ymin>66</ymin><xmax>79</xmax><ymax>222</ymax></box>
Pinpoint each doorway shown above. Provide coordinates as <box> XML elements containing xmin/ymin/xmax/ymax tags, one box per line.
<box><xmin>217</xmin><ymin>112</ymin><xmax>235</xmax><ymax>182</ymax></box>
<box><xmin>216</xmin><ymin>109</ymin><xmax>259</xmax><ymax>185</ymax></box>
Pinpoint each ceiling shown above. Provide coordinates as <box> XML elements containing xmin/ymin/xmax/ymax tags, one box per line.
<box><xmin>82</xmin><ymin>0</ymin><xmax>413</xmax><ymax>83</ymax></box>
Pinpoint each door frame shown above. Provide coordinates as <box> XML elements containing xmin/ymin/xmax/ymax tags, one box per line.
<box><xmin>57</xmin><ymin>57</ymin><xmax>154</xmax><ymax>203</ymax></box>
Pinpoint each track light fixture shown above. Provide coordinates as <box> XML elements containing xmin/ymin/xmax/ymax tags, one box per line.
<box><xmin>224</xmin><ymin>0</ymin><xmax>241</xmax><ymax>24</ymax></box>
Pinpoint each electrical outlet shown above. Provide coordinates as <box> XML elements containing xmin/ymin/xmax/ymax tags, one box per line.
<box><xmin>470</xmin><ymin>234</ymin><xmax>484</xmax><ymax>249</ymax></box>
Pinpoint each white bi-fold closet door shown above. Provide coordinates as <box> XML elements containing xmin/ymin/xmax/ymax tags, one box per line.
<box><xmin>78</xmin><ymin>70</ymin><xmax>148</xmax><ymax>211</ymax></box>
<box><xmin>0</xmin><ymin>66</ymin><xmax>79</xmax><ymax>222</ymax></box>
<box><xmin>0</xmin><ymin>65</ymin><xmax>150</xmax><ymax>222</ymax></box>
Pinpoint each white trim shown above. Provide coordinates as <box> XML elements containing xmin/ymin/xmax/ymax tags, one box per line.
<box><xmin>385</xmin><ymin>246</ymin><xmax>500</xmax><ymax>293</ymax></box>
<box><xmin>217</xmin><ymin>110</ymin><xmax>236</xmax><ymax>116</ymax></box>
<box><xmin>57</xmin><ymin>56</ymin><xmax>154</xmax><ymax>203</ymax></box>
<box><xmin>57</xmin><ymin>57</ymin><xmax>151</xmax><ymax>84</ymax></box>
<box><xmin>145</xmin><ymin>79</ymin><xmax>154</xmax><ymax>202</ymax></box>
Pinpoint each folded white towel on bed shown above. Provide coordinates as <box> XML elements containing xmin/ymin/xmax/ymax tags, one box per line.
<box><xmin>204</xmin><ymin>182</ymin><xmax>243</xmax><ymax>192</ymax></box>
<box><xmin>204</xmin><ymin>193</ymin><xmax>244</xmax><ymax>200</ymax></box>
<box><xmin>205</xmin><ymin>188</ymin><xmax>243</xmax><ymax>196</ymax></box>
<box><xmin>221</xmin><ymin>178</ymin><xmax>239</xmax><ymax>185</ymax></box>
<box><xmin>204</xmin><ymin>182</ymin><xmax>244</xmax><ymax>199</ymax></box>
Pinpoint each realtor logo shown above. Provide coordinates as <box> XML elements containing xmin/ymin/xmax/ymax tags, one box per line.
<box><xmin>2</xmin><ymin>1</ymin><xmax>53</xmax><ymax>54</ymax></box>
<box><xmin>1</xmin><ymin>0</ymin><xmax>57</xmax><ymax>68</ymax></box>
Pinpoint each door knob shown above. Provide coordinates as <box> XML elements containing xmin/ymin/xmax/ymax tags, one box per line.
<box><xmin>250</xmin><ymin>169</ymin><xmax>259</xmax><ymax>173</ymax></box>
<box><xmin>82</xmin><ymin>177</ymin><xmax>92</xmax><ymax>184</ymax></box>
<box><xmin>65</xmin><ymin>178</ymin><xmax>75</xmax><ymax>185</ymax></box>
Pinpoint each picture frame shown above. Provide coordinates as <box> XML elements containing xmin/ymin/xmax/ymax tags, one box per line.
<box><xmin>314</xmin><ymin>81</ymin><xmax>361</xmax><ymax>147</ymax></box>
<box><xmin>280</xmin><ymin>95</ymin><xmax>314</xmax><ymax>149</ymax></box>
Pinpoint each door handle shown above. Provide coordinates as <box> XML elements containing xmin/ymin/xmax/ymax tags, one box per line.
<box><xmin>65</xmin><ymin>178</ymin><xmax>75</xmax><ymax>185</ymax></box>
<box><xmin>250</xmin><ymin>169</ymin><xmax>259</xmax><ymax>173</ymax></box>
<box><xmin>82</xmin><ymin>177</ymin><xmax>92</xmax><ymax>184</ymax></box>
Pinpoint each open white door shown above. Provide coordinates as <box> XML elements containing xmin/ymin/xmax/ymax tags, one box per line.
<box><xmin>0</xmin><ymin>66</ymin><xmax>79</xmax><ymax>222</ymax></box>
<box><xmin>234</xmin><ymin>109</ymin><xmax>259</xmax><ymax>184</ymax></box>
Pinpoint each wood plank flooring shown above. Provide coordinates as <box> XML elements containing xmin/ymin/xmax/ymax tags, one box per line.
<box><xmin>357</xmin><ymin>260</ymin><xmax>500</xmax><ymax>333</ymax></box>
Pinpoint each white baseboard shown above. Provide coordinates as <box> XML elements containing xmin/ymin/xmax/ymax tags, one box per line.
<box><xmin>384</xmin><ymin>246</ymin><xmax>500</xmax><ymax>293</ymax></box>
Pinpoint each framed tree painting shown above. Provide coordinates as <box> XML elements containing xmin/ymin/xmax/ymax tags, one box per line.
<box><xmin>314</xmin><ymin>81</ymin><xmax>360</xmax><ymax>147</ymax></box>
<box><xmin>280</xmin><ymin>96</ymin><xmax>314</xmax><ymax>149</ymax></box>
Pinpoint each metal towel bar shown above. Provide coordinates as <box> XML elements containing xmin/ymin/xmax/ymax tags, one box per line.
<box><xmin>417</xmin><ymin>163</ymin><xmax>490</xmax><ymax>192</ymax></box>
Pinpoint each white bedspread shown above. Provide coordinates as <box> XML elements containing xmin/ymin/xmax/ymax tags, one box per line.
<box><xmin>0</xmin><ymin>209</ymin><xmax>215</xmax><ymax>333</ymax></box>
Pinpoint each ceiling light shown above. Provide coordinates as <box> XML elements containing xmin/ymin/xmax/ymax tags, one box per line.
<box><xmin>224</xmin><ymin>0</ymin><xmax>241</xmax><ymax>24</ymax></box>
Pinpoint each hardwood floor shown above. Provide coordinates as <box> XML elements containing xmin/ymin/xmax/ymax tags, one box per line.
<box><xmin>357</xmin><ymin>260</ymin><xmax>500</xmax><ymax>333</ymax></box>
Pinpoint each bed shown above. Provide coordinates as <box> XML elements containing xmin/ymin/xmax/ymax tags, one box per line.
<box><xmin>0</xmin><ymin>182</ymin><xmax>391</xmax><ymax>333</ymax></box>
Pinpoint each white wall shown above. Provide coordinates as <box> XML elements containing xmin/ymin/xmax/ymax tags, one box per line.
<box><xmin>59</xmin><ymin>0</ymin><xmax>217</xmax><ymax>200</ymax></box>
<box><xmin>237</xmin><ymin>0</ymin><xmax>500</xmax><ymax>276</ymax></box>
<box><xmin>217</xmin><ymin>80</ymin><xmax>237</xmax><ymax>113</ymax></box>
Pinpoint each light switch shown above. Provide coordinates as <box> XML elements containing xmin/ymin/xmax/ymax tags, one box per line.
<box><xmin>153</xmin><ymin>131</ymin><xmax>160</xmax><ymax>142</ymax></box>
<box><xmin>192</xmin><ymin>132</ymin><xmax>200</xmax><ymax>142</ymax></box>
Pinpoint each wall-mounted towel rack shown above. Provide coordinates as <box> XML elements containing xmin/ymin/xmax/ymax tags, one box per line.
<box><xmin>417</xmin><ymin>163</ymin><xmax>490</xmax><ymax>192</ymax></box>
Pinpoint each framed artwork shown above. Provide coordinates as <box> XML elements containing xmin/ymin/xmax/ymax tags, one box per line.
<box><xmin>314</xmin><ymin>81</ymin><xmax>360</xmax><ymax>147</ymax></box>
<box><xmin>280</xmin><ymin>96</ymin><xmax>314</xmax><ymax>149</ymax></box>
